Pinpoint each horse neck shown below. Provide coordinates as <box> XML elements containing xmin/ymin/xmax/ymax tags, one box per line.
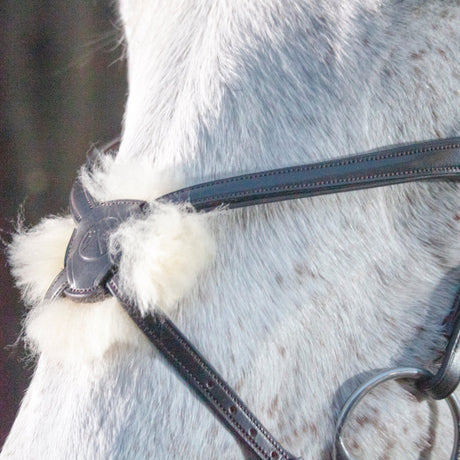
<box><xmin>4</xmin><ymin>2</ymin><xmax>460</xmax><ymax>458</ymax></box>
<box><xmin>117</xmin><ymin>0</ymin><xmax>396</xmax><ymax>180</ymax></box>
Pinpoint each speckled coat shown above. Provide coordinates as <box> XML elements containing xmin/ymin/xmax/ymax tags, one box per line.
<box><xmin>2</xmin><ymin>1</ymin><xmax>460</xmax><ymax>458</ymax></box>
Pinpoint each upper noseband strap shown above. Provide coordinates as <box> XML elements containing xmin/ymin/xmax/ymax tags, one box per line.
<box><xmin>162</xmin><ymin>137</ymin><xmax>460</xmax><ymax>212</ymax></box>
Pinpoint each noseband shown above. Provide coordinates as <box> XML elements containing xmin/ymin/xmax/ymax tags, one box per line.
<box><xmin>45</xmin><ymin>137</ymin><xmax>460</xmax><ymax>459</ymax></box>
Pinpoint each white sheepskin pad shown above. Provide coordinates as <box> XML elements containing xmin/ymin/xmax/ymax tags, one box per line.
<box><xmin>80</xmin><ymin>150</ymin><xmax>185</xmax><ymax>203</ymax></box>
<box><xmin>110</xmin><ymin>202</ymin><xmax>216</xmax><ymax>315</ymax></box>
<box><xmin>9</xmin><ymin>152</ymin><xmax>216</xmax><ymax>362</ymax></box>
<box><xmin>9</xmin><ymin>216</ymin><xmax>75</xmax><ymax>307</ymax></box>
<box><xmin>26</xmin><ymin>297</ymin><xmax>149</xmax><ymax>362</ymax></box>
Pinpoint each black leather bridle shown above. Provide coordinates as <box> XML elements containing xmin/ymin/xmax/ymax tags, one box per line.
<box><xmin>45</xmin><ymin>137</ymin><xmax>460</xmax><ymax>459</ymax></box>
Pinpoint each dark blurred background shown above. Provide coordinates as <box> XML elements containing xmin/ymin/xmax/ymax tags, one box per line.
<box><xmin>0</xmin><ymin>1</ymin><xmax>126</xmax><ymax>447</ymax></box>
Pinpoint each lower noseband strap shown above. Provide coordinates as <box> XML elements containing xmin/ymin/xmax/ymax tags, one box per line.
<box><xmin>107</xmin><ymin>275</ymin><xmax>300</xmax><ymax>460</ymax></box>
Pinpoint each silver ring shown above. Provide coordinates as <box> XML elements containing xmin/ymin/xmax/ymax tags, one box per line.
<box><xmin>333</xmin><ymin>367</ymin><xmax>460</xmax><ymax>460</ymax></box>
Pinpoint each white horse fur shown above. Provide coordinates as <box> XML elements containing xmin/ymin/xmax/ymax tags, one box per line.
<box><xmin>3</xmin><ymin>0</ymin><xmax>460</xmax><ymax>458</ymax></box>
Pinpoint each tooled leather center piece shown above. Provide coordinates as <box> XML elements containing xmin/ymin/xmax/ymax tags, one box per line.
<box><xmin>63</xmin><ymin>179</ymin><xmax>146</xmax><ymax>302</ymax></box>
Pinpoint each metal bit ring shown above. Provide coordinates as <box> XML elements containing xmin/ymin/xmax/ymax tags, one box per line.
<box><xmin>333</xmin><ymin>367</ymin><xmax>460</xmax><ymax>460</ymax></box>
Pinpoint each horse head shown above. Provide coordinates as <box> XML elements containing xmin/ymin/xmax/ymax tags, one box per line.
<box><xmin>3</xmin><ymin>1</ymin><xmax>460</xmax><ymax>458</ymax></box>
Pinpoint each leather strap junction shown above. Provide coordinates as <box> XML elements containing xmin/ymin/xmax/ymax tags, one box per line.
<box><xmin>45</xmin><ymin>137</ymin><xmax>460</xmax><ymax>459</ymax></box>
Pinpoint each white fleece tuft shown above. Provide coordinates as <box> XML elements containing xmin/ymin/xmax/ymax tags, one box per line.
<box><xmin>26</xmin><ymin>297</ymin><xmax>148</xmax><ymax>362</ymax></box>
<box><xmin>80</xmin><ymin>150</ymin><xmax>184</xmax><ymax>202</ymax></box>
<box><xmin>9</xmin><ymin>216</ymin><xmax>75</xmax><ymax>306</ymax></box>
<box><xmin>9</xmin><ymin>153</ymin><xmax>216</xmax><ymax>363</ymax></box>
<box><xmin>111</xmin><ymin>202</ymin><xmax>216</xmax><ymax>315</ymax></box>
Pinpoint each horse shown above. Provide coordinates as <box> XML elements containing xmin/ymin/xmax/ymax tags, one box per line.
<box><xmin>2</xmin><ymin>0</ymin><xmax>460</xmax><ymax>458</ymax></box>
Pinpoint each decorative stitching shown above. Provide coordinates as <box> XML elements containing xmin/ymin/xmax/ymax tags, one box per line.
<box><xmin>108</xmin><ymin>280</ymin><xmax>289</xmax><ymax>460</ymax></box>
<box><xmin>169</xmin><ymin>142</ymin><xmax>460</xmax><ymax>196</ymax></box>
<box><xmin>98</xmin><ymin>200</ymin><xmax>145</xmax><ymax>208</ymax></box>
<box><xmin>154</xmin><ymin>330</ymin><xmax>275</xmax><ymax>460</ymax></box>
<box><xmin>192</xmin><ymin>165</ymin><xmax>460</xmax><ymax>206</ymax></box>
<box><xmin>160</xmin><ymin>319</ymin><xmax>289</xmax><ymax>459</ymax></box>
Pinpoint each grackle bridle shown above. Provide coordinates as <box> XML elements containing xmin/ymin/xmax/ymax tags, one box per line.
<box><xmin>45</xmin><ymin>137</ymin><xmax>460</xmax><ymax>460</ymax></box>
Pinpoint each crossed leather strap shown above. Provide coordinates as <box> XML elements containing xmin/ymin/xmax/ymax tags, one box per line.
<box><xmin>45</xmin><ymin>137</ymin><xmax>460</xmax><ymax>459</ymax></box>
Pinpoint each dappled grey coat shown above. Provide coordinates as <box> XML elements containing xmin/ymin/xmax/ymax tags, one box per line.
<box><xmin>3</xmin><ymin>0</ymin><xmax>460</xmax><ymax>459</ymax></box>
